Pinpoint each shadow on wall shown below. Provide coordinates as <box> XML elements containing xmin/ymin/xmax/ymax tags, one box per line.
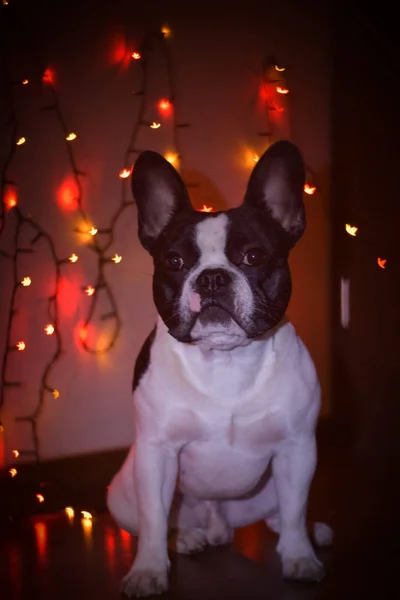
<box><xmin>182</xmin><ymin>169</ymin><xmax>229</xmax><ymax>212</ymax></box>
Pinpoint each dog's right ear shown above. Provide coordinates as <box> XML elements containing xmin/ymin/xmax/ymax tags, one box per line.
<box><xmin>131</xmin><ymin>151</ymin><xmax>192</xmax><ymax>252</ymax></box>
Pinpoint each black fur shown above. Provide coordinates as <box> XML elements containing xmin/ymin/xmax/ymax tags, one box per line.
<box><xmin>132</xmin><ymin>327</ymin><xmax>156</xmax><ymax>392</ymax></box>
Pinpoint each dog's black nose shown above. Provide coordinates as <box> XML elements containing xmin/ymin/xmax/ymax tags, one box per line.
<box><xmin>196</xmin><ymin>268</ymin><xmax>232</xmax><ymax>293</ymax></box>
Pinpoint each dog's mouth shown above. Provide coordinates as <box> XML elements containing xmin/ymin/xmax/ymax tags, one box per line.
<box><xmin>196</xmin><ymin>298</ymin><xmax>234</xmax><ymax>326</ymax></box>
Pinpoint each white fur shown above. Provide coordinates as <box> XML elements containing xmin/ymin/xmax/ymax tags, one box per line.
<box><xmin>107</xmin><ymin>315</ymin><xmax>329</xmax><ymax>596</ymax></box>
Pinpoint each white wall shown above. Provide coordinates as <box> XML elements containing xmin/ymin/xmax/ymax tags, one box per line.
<box><xmin>0</xmin><ymin>1</ymin><xmax>331</xmax><ymax>463</ymax></box>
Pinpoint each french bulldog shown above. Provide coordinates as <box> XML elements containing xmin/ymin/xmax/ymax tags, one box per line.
<box><xmin>107</xmin><ymin>140</ymin><xmax>333</xmax><ymax>597</ymax></box>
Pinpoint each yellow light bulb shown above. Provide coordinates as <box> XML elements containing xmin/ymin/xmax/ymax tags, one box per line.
<box><xmin>65</xmin><ymin>506</ymin><xmax>75</xmax><ymax>517</ymax></box>
<box><xmin>52</xmin><ymin>389</ymin><xmax>60</xmax><ymax>399</ymax></box>
<box><xmin>69</xmin><ymin>253</ymin><xmax>78</xmax><ymax>263</ymax></box>
<box><xmin>22</xmin><ymin>78</ymin><xmax>29</xmax><ymax>85</ymax></box>
<box><xmin>66</xmin><ymin>132</ymin><xmax>77</xmax><ymax>141</ymax></box>
<box><xmin>161</xmin><ymin>25</ymin><xmax>171</xmax><ymax>38</ymax></box>
<box><xmin>16</xmin><ymin>137</ymin><xmax>26</xmax><ymax>145</ymax></box>
<box><xmin>112</xmin><ymin>254</ymin><xmax>122</xmax><ymax>263</ymax></box>
<box><xmin>345</xmin><ymin>223</ymin><xmax>358</xmax><ymax>237</ymax></box>
<box><xmin>150</xmin><ymin>122</ymin><xmax>161</xmax><ymax>129</ymax></box>
<box><xmin>276</xmin><ymin>86</ymin><xmax>289</xmax><ymax>94</ymax></box>
<box><xmin>85</xmin><ymin>285</ymin><xmax>95</xmax><ymax>296</ymax></box>
<box><xmin>12</xmin><ymin>449</ymin><xmax>20</xmax><ymax>458</ymax></box>
<box><xmin>164</xmin><ymin>152</ymin><xmax>178</xmax><ymax>166</ymax></box>
<box><xmin>304</xmin><ymin>183</ymin><xmax>316</xmax><ymax>195</ymax></box>
<box><xmin>9</xmin><ymin>468</ymin><xmax>17</xmax><ymax>477</ymax></box>
<box><xmin>36</xmin><ymin>494</ymin><xmax>45</xmax><ymax>503</ymax></box>
<box><xmin>21</xmin><ymin>277</ymin><xmax>31</xmax><ymax>286</ymax></box>
<box><xmin>16</xmin><ymin>341</ymin><xmax>26</xmax><ymax>351</ymax></box>
<box><xmin>45</xmin><ymin>324</ymin><xmax>55</xmax><ymax>335</ymax></box>
<box><xmin>89</xmin><ymin>227</ymin><xmax>98</xmax><ymax>236</ymax></box>
<box><xmin>275</xmin><ymin>65</ymin><xmax>286</xmax><ymax>72</ymax></box>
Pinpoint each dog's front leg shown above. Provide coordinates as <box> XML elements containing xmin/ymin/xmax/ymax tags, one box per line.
<box><xmin>273</xmin><ymin>435</ymin><xmax>325</xmax><ymax>582</ymax></box>
<box><xmin>121</xmin><ymin>440</ymin><xmax>178</xmax><ymax>598</ymax></box>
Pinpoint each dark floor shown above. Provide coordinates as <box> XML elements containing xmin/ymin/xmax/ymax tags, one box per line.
<box><xmin>1</xmin><ymin>446</ymin><xmax>400</xmax><ymax>600</ymax></box>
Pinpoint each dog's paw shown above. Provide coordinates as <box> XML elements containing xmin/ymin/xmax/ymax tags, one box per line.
<box><xmin>175</xmin><ymin>527</ymin><xmax>208</xmax><ymax>554</ymax></box>
<box><xmin>281</xmin><ymin>554</ymin><xmax>325</xmax><ymax>582</ymax></box>
<box><xmin>207</xmin><ymin>522</ymin><xmax>233</xmax><ymax>547</ymax></box>
<box><xmin>120</xmin><ymin>561</ymin><xmax>169</xmax><ymax>597</ymax></box>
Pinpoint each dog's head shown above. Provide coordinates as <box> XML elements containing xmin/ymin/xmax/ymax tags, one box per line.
<box><xmin>132</xmin><ymin>141</ymin><xmax>306</xmax><ymax>350</ymax></box>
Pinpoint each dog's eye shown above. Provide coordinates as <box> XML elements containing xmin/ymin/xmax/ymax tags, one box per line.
<box><xmin>165</xmin><ymin>252</ymin><xmax>184</xmax><ymax>270</ymax></box>
<box><xmin>242</xmin><ymin>248</ymin><xmax>266</xmax><ymax>266</ymax></box>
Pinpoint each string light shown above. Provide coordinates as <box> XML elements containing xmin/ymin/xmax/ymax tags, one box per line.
<box><xmin>85</xmin><ymin>286</ymin><xmax>95</xmax><ymax>296</ymax></box>
<box><xmin>345</xmin><ymin>223</ymin><xmax>358</xmax><ymax>236</ymax></box>
<box><xmin>9</xmin><ymin>468</ymin><xmax>17</xmax><ymax>477</ymax></box>
<box><xmin>111</xmin><ymin>254</ymin><xmax>122</xmax><ymax>263</ymax></box>
<box><xmin>65</xmin><ymin>506</ymin><xmax>75</xmax><ymax>517</ymax></box>
<box><xmin>22</xmin><ymin>78</ymin><xmax>29</xmax><ymax>85</ymax></box>
<box><xmin>36</xmin><ymin>494</ymin><xmax>45</xmax><ymax>503</ymax></box>
<box><xmin>253</xmin><ymin>154</ymin><xmax>260</xmax><ymax>163</ymax></box>
<box><xmin>66</xmin><ymin>132</ymin><xmax>77</xmax><ymax>141</ymax></box>
<box><xmin>16</xmin><ymin>136</ymin><xmax>26</xmax><ymax>145</ymax></box>
<box><xmin>21</xmin><ymin>276</ymin><xmax>32</xmax><ymax>286</ymax></box>
<box><xmin>165</xmin><ymin>152</ymin><xmax>179</xmax><ymax>165</ymax></box>
<box><xmin>377</xmin><ymin>258</ymin><xmax>387</xmax><ymax>269</ymax></box>
<box><xmin>304</xmin><ymin>183</ymin><xmax>316</xmax><ymax>195</ymax></box>
<box><xmin>150</xmin><ymin>121</ymin><xmax>161</xmax><ymax>129</ymax></box>
<box><xmin>52</xmin><ymin>389</ymin><xmax>60</xmax><ymax>399</ymax></box>
<box><xmin>5</xmin><ymin>187</ymin><xmax>17</xmax><ymax>209</ymax></box>
<box><xmin>276</xmin><ymin>86</ymin><xmax>289</xmax><ymax>94</ymax></box>
<box><xmin>275</xmin><ymin>65</ymin><xmax>285</xmax><ymax>72</ymax></box>
<box><xmin>12</xmin><ymin>450</ymin><xmax>20</xmax><ymax>458</ymax></box>
<box><xmin>16</xmin><ymin>341</ymin><xmax>26</xmax><ymax>351</ymax></box>
<box><xmin>161</xmin><ymin>25</ymin><xmax>171</xmax><ymax>38</ymax></box>
<box><xmin>132</xmin><ymin>52</ymin><xmax>141</xmax><ymax>60</ymax></box>
<box><xmin>119</xmin><ymin>167</ymin><xmax>132</xmax><ymax>179</ymax></box>
<box><xmin>88</xmin><ymin>226</ymin><xmax>98</xmax><ymax>236</ymax></box>
<box><xmin>69</xmin><ymin>253</ymin><xmax>78</xmax><ymax>262</ymax></box>
<box><xmin>158</xmin><ymin>98</ymin><xmax>172</xmax><ymax>114</ymax></box>
<box><xmin>44</xmin><ymin>324</ymin><xmax>55</xmax><ymax>335</ymax></box>
<box><xmin>198</xmin><ymin>205</ymin><xmax>214</xmax><ymax>213</ymax></box>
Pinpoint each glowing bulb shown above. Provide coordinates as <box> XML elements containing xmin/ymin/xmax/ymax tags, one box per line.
<box><xmin>5</xmin><ymin>188</ymin><xmax>17</xmax><ymax>209</ymax></box>
<box><xmin>12</xmin><ymin>450</ymin><xmax>20</xmax><ymax>458</ymax></box>
<box><xmin>69</xmin><ymin>253</ymin><xmax>78</xmax><ymax>263</ymax></box>
<box><xmin>150</xmin><ymin>121</ymin><xmax>161</xmax><ymax>129</ymax></box>
<box><xmin>253</xmin><ymin>154</ymin><xmax>259</xmax><ymax>163</ymax></box>
<box><xmin>276</xmin><ymin>86</ymin><xmax>289</xmax><ymax>94</ymax></box>
<box><xmin>21</xmin><ymin>277</ymin><xmax>31</xmax><ymax>286</ymax></box>
<box><xmin>22</xmin><ymin>78</ymin><xmax>29</xmax><ymax>85</ymax></box>
<box><xmin>111</xmin><ymin>254</ymin><xmax>122</xmax><ymax>264</ymax></box>
<box><xmin>377</xmin><ymin>257</ymin><xmax>387</xmax><ymax>269</ymax></box>
<box><xmin>345</xmin><ymin>223</ymin><xmax>358</xmax><ymax>237</ymax></box>
<box><xmin>16</xmin><ymin>341</ymin><xmax>26</xmax><ymax>351</ymax></box>
<box><xmin>158</xmin><ymin>98</ymin><xmax>172</xmax><ymax>113</ymax></box>
<box><xmin>65</xmin><ymin>506</ymin><xmax>74</xmax><ymax>517</ymax></box>
<box><xmin>119</xmin><ymin>168</ymin><xmax>132</xmax><ymax>179</ymax></box>
<box><xmin>304</xmin><ymin>183</ymin><xmax>316</xmax><ymax>195</ymax></box>
<box><xmin>45</xmin><ymin>324</ymin><xmax>55</xmax><ymax>335</ymax></box>
<box><xmin>132</xmin><ymin>52</ymin><xmax>141</xmax><ymax>60</ymax></box>
<box><xmin>275</xmin><ymin>65</ymin><xmax>286</xmax><ymax>72</ymax></box>
<box><xmin>89</xmin><ymin>227</ymin><xmax>98</xmax><ymax>236</ymax></box>
<box><xmin>9</xmin><ymin>468</ymin><xmax>17</xmax><ymax>477</ymax></box>
<box><xmin>42</xmin><ymin>68</ymin><xmax>55</xmax><ymax>85</ymax></box>
<box><xmin>16</xmin><ymin>137</ymin><xmax>26</xmax><ymax>146</ymax></box>
<box><xmin>52</xmin><ymin>389</ymin><xmax>60</xmax><ymax>399</ymax></box>
<box><xmin>66</xmin><ymin>132</ymin><xmax>77</xmax><ymax>141</ymax></box>
<box><xmin>164</xmin><ymin>152</ymin><xmax>178</xmax><ymax>166</ymax></box>
<box><xmin>198</xmin><ymin>205</ymin><xmax>214</xmax><ymax>213</ymax></box>
<box><xmin>36</xmin><ymin>494</ymin><xmax>45</xmax><ymax>503</ymax></box>
<box><xmin>161</xmin><ymin>25</ymin><xmax>171</xmax><ymax>38</ymax></box>
<box><xmin>81</xmin><ymin>511</ymin><xmax>93</xmax><ymax>521</ymax></box>
<box><xmin>85</xmin><ymin>286</ymin><xmax>95</xmax><ymax>296</ymax></box>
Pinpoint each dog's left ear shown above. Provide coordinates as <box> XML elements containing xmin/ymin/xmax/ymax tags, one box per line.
<box><xmin>131</xmin><ymin>151</ymin><xmax>192</xmax><ymax>252</ymax></box>
<box><xmin>243</xmin><ymin>140</ymin><xmax>306</xmax><ymax>245</ymax></box>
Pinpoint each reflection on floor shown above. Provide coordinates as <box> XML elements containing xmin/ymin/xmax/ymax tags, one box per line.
<box><xmin>1</xmin><ymin>451</ymin><xmax>399</xmax><ymax>600</ymax></box>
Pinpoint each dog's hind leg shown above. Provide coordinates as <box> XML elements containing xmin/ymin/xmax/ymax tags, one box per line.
<box><xmin>107</xmin><ymin>446</ymin><xmax>138</xmax><ymax>535</ymax></box>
